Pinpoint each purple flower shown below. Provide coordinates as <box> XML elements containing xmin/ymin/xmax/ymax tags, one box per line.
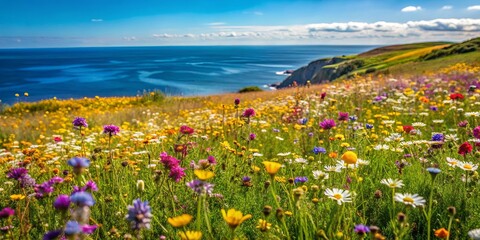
<box><xmin>48</xmin><ymin>176</ymin><xmax>64</xmax><ymax>185</ymax></box>
<box><xmin>354</xmin><ymin>224</ymin><xmax>370</xmax><ymax>235</ymax></box>
<box><xmin>207</xmin><ymin>155</ymin><xmax>217</xmax><ymax>164</ymax></box>
<box><xmin>234</xmin><ymin>98</ymin><xmax>240</xmax><ymax>105</ymax></box>
<box><xmin>0</xmin><ymin>208</ymin><xmax>15</xmax><ymax>219</ymax></box>
<box><xmin>186</xmin><ymin>180</ymin><xmax>214</xmax><ymax>195</ymax></box>
<box><xmin>103</xmin><ymin>124</ymin><xmax>120</xmax><ymax>136</ymax></box>
<box><xmin>320</xmin><ymin>119</ymin><xmax>336</xmax><ymax>130</ymax></box>
<box><xmin>126</xmin><ymin>199</ymin><xmax>152</xmax><ymax>230</ymax></box>
<box><xmin>473</xmin><ymin>126</ymin><xmax>480</xmax><ymax>139</ymax></box>
<box><xmin>34</xmin><ymin>182</ymin><xmax>55</xmax><ymax>199</ymax></box>
<box><xmin>365</xmin><ymin>123</ymin><xmax>374</xmax><ymax>129</ymax></box>
<box><xmin>430</xmin><ymin>106</ymin><xmax>438</xmax><ymax>111</ymax></box>
<box><xmin>249</xmin><ymin>133</ymin><xmax>256</xmax><ymax>141</ymax></box>
<box><xmin>160</xmin><ymin>152</ymin><xmax>180</xmax><ymax>169</ymax></box>
<box><xmin>43</xmin><ymin>230</ymin><xmax>62</xmax><ymax>240</ymax></box>
<box><xmin>67</xmin><ymin>157</ymin><xmax>90</xmax><ymax>169</ymax></box>
<box><xmin>72</xmin><ymin>117</ymin><xmax>88</xmax><ymax>129</ymax></box>
<box><xmin>81</xmin><ymin>224</ymin><xmax>97</xmax><ymax>234</ymax></box>
<box><xmin>70</xmin><ymin>192</ymin><xmax>95</xmax><ymax>207</ymax></box>
<box><xmin>431</xmin><ymin>133</ymin><xmax>444</xmax><ymax>142</ymax></box>
<box><xmin>242</xmin><ymin>176</ymin><xmax>251</xmax><ymax>182</ymax></box>
<box><xmin>7</xmin><ymin>167</ymin><xmax>28</xmax><ymax>180</ymax></box>
<box><xmin>169</xmin><ymin>165</ymin><xmax>186</xmax><ymax>182</ymax></box>
<box><xmin>82</xmin><ymin>180</ymin><xmax>98</xmax><ymax>192</ymax></box>
<box><xmin>53</xmin><ymin>195</ymin><xmax>71</xmax><ymax>211</ymax></box>
<box><xmin>294</xmin><ymin>176</ymin><xmax>308</xmax><ymax>184</ymax></box>
<box><xmin>19</xmin><ymin>175</ymin><xmax>36</xmax><ymax>188</ymax></box>
<box><xmin>313</xmin><ymin>147</ymin><xmax>326</xmax><ymax>154</ymax></box>
<box><xmin>458</xmin><ymin>120</ymin><xmax>468</xmax><ymax>127</ymax></box>
<box><xmin>242</xmin><ymin>108</ymin><xmax>256</xmax><ymax>118</ymax></box>
<box><xmin>338</xmin><ymin>112</ymin><xmax>349</xmax><ymax>121</ymax></box>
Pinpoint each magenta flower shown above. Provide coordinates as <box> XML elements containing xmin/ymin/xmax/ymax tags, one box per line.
<box><xmin>179</xmin><ymin>125</ymin><xmax>194</xmax><ymax>135</ymax></box>
<box><xmin>169</xmin><ymin>165</ymin><xmax>186</xmax><ymax>182</ymax></box>
<box><xmin>320</xmin><ymin>119</ymin><xmax>336</xmax><ymax>130</ymax></box>
<box><xmin>160</xmin><ymin>152</ymin><xmax>180</xmax><ymax>169</ymax></box>
<box><xmin>473</xmin><ymin>126</ymin><xmax>480</xmax><ymax>139</ymax></box>
<box><xmin>0</xmin><ymin>208</ymin><xmax>14</xmax><ymax>219</ymax></box>
<box><xmin>103</xmin><ymin>124</ymin><xmax>120</xmax><ymax>136</ymax></box>
<box><xmin>242</xmin><ymin>108</ymin><xmax>256</xmax><ymax>118</ymax></box>
<box><xmin>338</xmin><ymin>112</ymin><xmax>349</xmax><ymax>121</ymax></box>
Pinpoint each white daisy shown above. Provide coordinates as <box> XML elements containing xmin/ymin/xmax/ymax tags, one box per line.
<box><xmin>446</xmin><ymin>157</ymin><xmax>459</xmax><ymax>168</ymax></box>
<box><xmin>394</xmin><ymin>193</ymin><xmax>426</xmax><ymax>208</ymax></box>
<box><xmin>380</xmin><ymin>179</ymin><xmax>404</xmax><ymax>189</ymax></box>
<box><xmin>312</xmin><ymin>170</ymin><xmax>329</xmax><ymax>180</ymax></box>
<box><xmin>468</xmin><ymin>228</ymin><xmax>480</xmax><ymax>240</ymax></box>
<box><xmin>324</xmin><ymin>188</ymin><xmax>352</xmax><ymax>205</ymax></box>
<box><xmin>458</xmin><ymin>161</ymin><xmax>478</xmax><ymax>171</ymax></box>
<box><xmin>324</xmin><ymin>165</ymin><xmax>342</xmax><ymax>173</ymax></box>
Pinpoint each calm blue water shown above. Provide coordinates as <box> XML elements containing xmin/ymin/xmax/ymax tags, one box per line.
<box><xmin>0</xmin><ymin>45</ymin><xmax>375</xmax><ymax>104</ymax></box>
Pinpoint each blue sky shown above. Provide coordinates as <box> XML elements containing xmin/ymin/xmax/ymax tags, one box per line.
<box><xmin>0</xmin><ymin>0</ymin><xmax>479</xmax><ymax>47</ymax></box>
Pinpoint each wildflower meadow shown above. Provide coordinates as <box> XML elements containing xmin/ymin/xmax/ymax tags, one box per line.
<box><xmin>1</xmin><ymin>63</ymin><xmax>480</xmax><ymax>239</ymax></box>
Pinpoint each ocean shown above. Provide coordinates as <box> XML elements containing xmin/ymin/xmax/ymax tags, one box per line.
<box><xmin>0</xmin><ymin>45</ymin><xmax>375</xmax><ymax>104</ymax></box>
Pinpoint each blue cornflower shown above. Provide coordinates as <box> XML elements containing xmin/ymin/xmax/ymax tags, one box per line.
<box><xmin>365</xmin><ymin>123</ymin><xmax>374</xmax><ymax>129</ymax></box>
<box><xmin>64</xmin><ymin>221</ymin><xmax>81</xmax><ymax>236</ymax></box>
<box><xmin>431</xmin><ymin>133</ymin><xmax>444</xmax><ymax>142</ymax></box>
<box><xmin>349</xmin><ymin>115</ymin><xmax>358</xmax><ymax>121</ymax></box>
<box><xmin>294</xmin><ymin>176</ymin><xmax>308</xmax><ymax>184</ymax></box>
<box><xmin>313</xmin><ymin>147</ymin><xmax>327</xmax><ymax>155</ymax></box>
<box><xmin>67</xmin><ymin>157</ymin><xmax>90</xmax><ymax>168</ymax></box>
<box><xmin>70</xmin><ymin>192</ymin><xmax>95</xmax><ymax>207</ymax></box>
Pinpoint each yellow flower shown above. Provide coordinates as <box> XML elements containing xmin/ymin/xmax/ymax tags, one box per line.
<box><xmin>256</xmin><ymin>219</ymin><xmax>272</xmax><ymax>232</ymax></box>
<box><xmin>178</xmin><ymin>230</ymin><xmax>202</xmax><ymax>240</ymax></box>
<box><xmin>194</xmin><ymin>170</ymin><xmax>215</xmax><ymax>181</ymax></box>
<box><xmin>167</xmin><ymin>214</ymin><xmax>193</xmax><ymax>228</ymax></box>
<box><xmin>341</xmin><ymin>151</ymin><xmax>357</xmax><ymax>165</ymax></box>
<box><xmin>262</xmin><ymin>161</ymin><xmax>282</xmax><ymax>176</ymax></box>
<box><xmin>221</xmin><ymin>208</ymin><xmax>252</xmax><ymax>229</ymax></box>
<box><xmin>10</xmin><ymin>194</ymin><xmax>26</xmax><ymax>200</ymax></box>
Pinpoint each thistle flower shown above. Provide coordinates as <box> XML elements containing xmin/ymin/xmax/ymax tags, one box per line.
<box><xmin>103</xmin><ymin>124</ymin><xmax>120</xmax><ymax>136</ymax></box>
<box><xmin>320</xmin><ymin>119</ymin><xmax>336</xmax><ymax>130</ymax></box>
<box><xmin>354</xmin><ymin>224</ymin><xmax>370</xmax><ymax>235</ymax></box>
<box><xmin>0</xmin><ymin>208</ymin><xmax>14</xmax><ymax>219</ymax></box>
<box><xmin>160</xmin><ymin>152</ymin><xmax>180</xmax><ymax>169</ymax></box>
<box><xmin>7</xmin><ymin>167</ymin><xmax>28</xmax><ymax>180</ymax></box>
<box><xmin>126</xmin><ymin>199</ymin><xmax>153</xmax><ymax>230</ymax></box>
<box><xmin>179</xmin><ymin>125</ymin><xmax>194</xmax><ymax>135</ymax></box>
<box><xmin>72</xmin><ymin>117</ymin><xmax>88</xmax><ymax>129</ymax></box>
<box><xmin>169</xmin><ymin>165</ymin><xmax>186</xmax><ymax>182</ymax></box>
<box><xmin>473</xmin><ymin>126</ymin><xmax>480</xmax><ymax>139</ymax></box>
<box><xmin>53</xmin><ymin>194</ymin><xmax>71</xmax><ymax>211</ymax></box>
<box><xmin>338</xmin><ymin>112</ymin><xmax>349</xmax><ymax>121</ymax></box>
<box><xmin>242</xmin><ymin>108</ymin><xmax>256</xmax><ymax>118</ymax></box>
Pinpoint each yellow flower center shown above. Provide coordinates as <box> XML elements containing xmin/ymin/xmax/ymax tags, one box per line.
<box><xmin>389</xmin><ymin>183</ymin><xmax>397</xmax><ymax>187</ymax></box>
<box><xmin>403</xmin><ymin>197</ymin><xmax>414</xmax><ymax>203</ymax></box>
<box><xmin>464</xmin><ymin>164</ymin><xmax>472</xmax><ymax>170</ymax></box>
<box><xmin>333</xmin><ymin>193</ymin><xmax>343</xmax><ymax>200</ymax></box>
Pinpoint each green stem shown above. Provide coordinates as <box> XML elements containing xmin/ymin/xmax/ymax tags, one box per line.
<box><xmin>427</xmin><ymin>179</ymin><xmax>435</xmax><ymax>240</ymax></box>
<box><xmin>446</xmin><ymin>215</ymin><xmax>454</xmax><ymax>240</ymax></box>
<box><xmin>196</xmin><ymin>195</ymin><xmax>202</xmax><ymax>230</ymax></box>
<box><xmin>270</xmin><ymin>180</ymin><xmax>291</xmax><ymax>240</ymax></box>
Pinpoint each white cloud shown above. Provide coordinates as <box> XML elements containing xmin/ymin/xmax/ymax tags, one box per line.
<box><xmin>401</xmin><ymin>6</ymin><xmax>422</xmax><ymax>12</ymax></box>
<box><xmin>151</xmin><ymin>18</ymin><xmax>480</xmax><ymax>44</ymax></box>
<box><xmin>207</xmin><ymin>22</ymin><xmax>226</xmax><ymax>26</ymax></box>
<box><xmin>91</xmin><ymin>19</ymin><xmax>103</xmax><ymax>22</ymax></box>
<box><xmin>253</xmin><ymin>11</ymin><xmax>264</xmax><ymax>16</ymax></box>
<box><xmin>467</xmin><ymin>5</ymin><xmax>480</xmax><ymax>11</ymax></box>
<box><xmin>123</xmin><ymin>36</ymin><xmax>136</xmax><ymax>41</ymax></box>
<box><xmin>441</xmin><ymin>5</ymin><xmax>452</xmax><ymax>10</ymax></box>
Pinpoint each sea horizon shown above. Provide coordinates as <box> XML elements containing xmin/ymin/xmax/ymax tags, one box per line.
<box><xmin>0</xmin><ymin>45</ymin><xmax>377</xmax><ymax>104</ymax></box>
